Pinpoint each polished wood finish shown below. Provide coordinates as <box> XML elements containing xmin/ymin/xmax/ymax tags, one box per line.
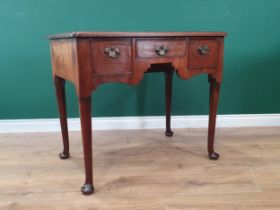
<box><xmin>188</xmin><ymin>38</ymin><xmax>219</xmax><ymax>69</ymax></box>
<box><xmin>136</xmin><ymin>38</ymin><xmax>186</xmax><ymax>58</ymax></box>
<box><xmin>78</xmin><ymin>96</ymin><xmax>94</xmax><ymax>194</ymax></box>
<box><xmin>165</xmin><ymin>69</ymin><xmax>174</xmax><ymax>137</ymax></box>
<box><xmin>1</xmin><ymin>127</ymin><xmax>280</xmax><ymax>209</ymax></box>
<box><xmin>208</xmin><ymin>75</ymin><xmax>221</xmax><ymax>160</ymax></box>
<box><xmin>48</xmin><ymin>31</ymin><xmax>227</xmax><ymax>194</ymax></box>
<box><xmin>48</xmin><ymin>31</ymin><xmax>227</xmax><ymax>39</ymax></box>
<box><xmin>54</xmin><ymin>76</ymin><xmax>70</xmax><ymax>159</ymax></box>
<box><xmin>91</xmin><ymin>39</ymin><xmax>132</xmax><ymax>75</ymax></box>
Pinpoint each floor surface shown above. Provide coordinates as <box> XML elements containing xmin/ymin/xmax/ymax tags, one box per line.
<box><xmin>0</xmin><ymin>127</ymin><xmax>280</xmax><ymax>210</ymax></box>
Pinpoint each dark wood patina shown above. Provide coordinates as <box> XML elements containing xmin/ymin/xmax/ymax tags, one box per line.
<box><xmin>48</xmin><ymin>31</ymin><xmax>227</xmax><ymax>195</ymax></box>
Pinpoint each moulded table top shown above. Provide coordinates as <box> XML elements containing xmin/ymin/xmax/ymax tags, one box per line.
<box><xmin>48</xmin><ymin>31</ymin><xmax>228</xmax><ymax>39</ymax></box>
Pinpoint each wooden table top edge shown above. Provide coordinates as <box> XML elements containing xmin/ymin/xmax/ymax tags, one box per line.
<box><xmin>47</xmin><ymin>31</ymin><xmax>228</xmax><ymax>39</ymax></box>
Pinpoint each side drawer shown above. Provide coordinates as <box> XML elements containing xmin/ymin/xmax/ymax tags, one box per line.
<box><xmin>188</xmin><ymin>38</ymin><xmax>219</xmax><ymax>69</ymax></box>
<box><xmin>91</xmin><ymin>39</ymin><xmax>132</xmax><ymax>75</ymax></box>
<box><xmin>136</xmin><ymin>38</ymin><xmax>186</xmax><ymax>58</ymax></box>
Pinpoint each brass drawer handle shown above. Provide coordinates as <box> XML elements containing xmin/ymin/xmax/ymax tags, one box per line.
<box><xmin>155</xmin><ymin>46</ymin><xmax>169</xmax><ymax>56</ymax></box>
<box><xmin>104</xmin><ymin>47</ymin><xmax>121</xmax><ymax>59</ymax></box>
<box><xmin>198</xmin><ymin>45</ymin><xmax>210</xmax><ymax>55</ymax></box>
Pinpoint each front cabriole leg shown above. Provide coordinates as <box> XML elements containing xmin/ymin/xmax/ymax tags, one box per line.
<box><xmin>79</xmin><ymin>96</ymin><xmax>94</xmax><ymax>195</ymax></box>
<box><xmin>207</xmin><ymin>75</ymin><xmax>221</xmax><ymax>160</ymax></box>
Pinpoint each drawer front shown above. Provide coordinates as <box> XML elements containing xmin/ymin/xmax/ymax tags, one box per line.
<box><xmin>188</xmin><ymin>39</ymin><xmax>219</xmax><ymax>69</ymax></box>
<box><xmin>136</xmin><ymin>38</ymin><xmax>186</xmax><ymax>58</ymax></box>
<box><xmin>91</xmin><ymin>39</ymin><xmax>132</xmax><ymax>75</ymax></box>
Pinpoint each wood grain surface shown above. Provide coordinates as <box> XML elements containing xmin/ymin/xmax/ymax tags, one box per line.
<box><xmin>48</xmin><ymin>31</ymin><xmax>227</xmax><ymax>39</ymax></box>
<box><xmin>0</xmin><ymin>127</ymin><xmax>280</xmax><ymax>209</ymax></box>
<box><xmin>49</xmin><ymin>32</ymin><xmax>227</xmax><ymax>194</ymax></box>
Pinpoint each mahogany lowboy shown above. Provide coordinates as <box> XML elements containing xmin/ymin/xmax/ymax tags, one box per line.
<box><xmin>48</xmin><ymin>32</ymin><xmax>227</xmax><ymax>195</ymax></box>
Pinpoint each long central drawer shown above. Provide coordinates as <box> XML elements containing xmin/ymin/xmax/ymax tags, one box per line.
<box><xmin>136</xmin><ymin>38</ymin><xmax>186</xmax><ymax>58</ymax></box>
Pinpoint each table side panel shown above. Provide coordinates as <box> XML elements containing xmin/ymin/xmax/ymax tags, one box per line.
<box><xmin>50</xmin><ymin>39</ymin><xmax>79</xmax><ymax>84</ymax></box>
<box><xmin>216</xmin><ymin>37</ymin><xmax>225</xmax><ymax>83</ymax></box>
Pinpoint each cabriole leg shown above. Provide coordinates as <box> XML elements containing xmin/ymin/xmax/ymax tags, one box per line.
<box><xmin>79</xmin><ymin>96</ymin><xmax>94</xmax><ymax>195</ymax></box>
<box><xmin>208</xmin><ymin>76</ymin><xmax>221</xmax><ymax>160</ymax></box>
<box><xmin>54</xmin><ymin>76</ymin><xmax>70</xmax><ymax>159</ymax></box>
<box><xmin>165</xmin><ymin>69</ymin><xmax>174</xmax><ymax>137</ymax></box>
